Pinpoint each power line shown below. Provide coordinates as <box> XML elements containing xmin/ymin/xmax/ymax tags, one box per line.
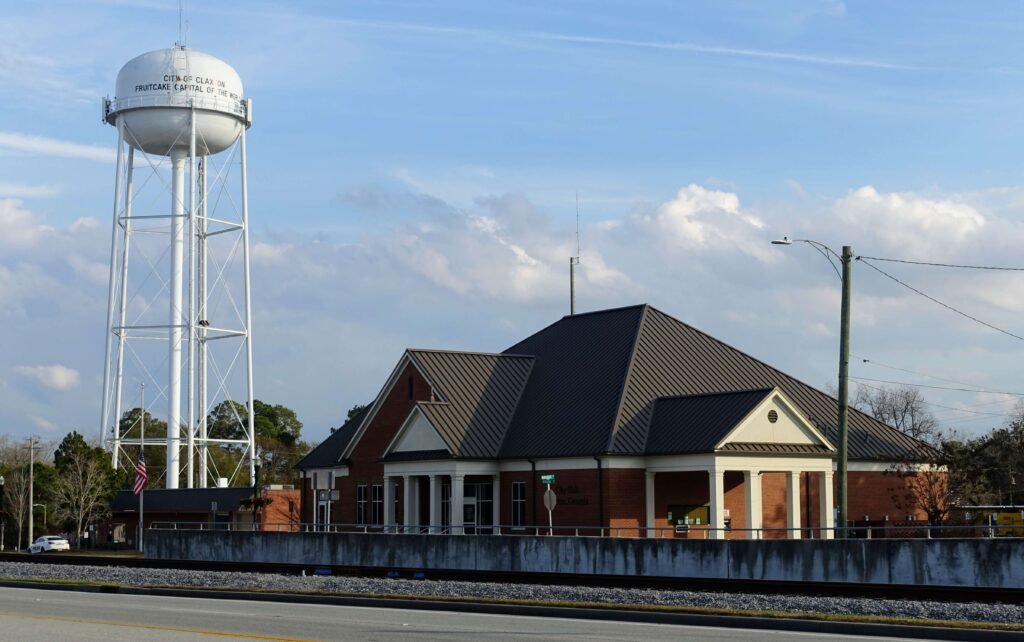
<box><xmin>852</xmin><ymin>379</ymin><xmax>1011</xmax><ymax>418</ymax></box>
<box><xmin>852</xmin><ymin>354</ymin><xmax>1018</xmax><ymax>397</ymax></box>
<box><xmin>849</xmin><ymin>376</ymin><xmax>1024</xmax><ymax>396</ymax></box>
<box><xmin>857</xmin><ymin>257</ymin><xmax>1024</xmax><ymax>343</ymax></box>
<box><xmin>858</xmin><ymin>256</ymin><xmax>1024</xmax><ymax>272</ymax></box>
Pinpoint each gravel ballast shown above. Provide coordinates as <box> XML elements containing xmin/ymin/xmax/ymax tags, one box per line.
<box><xmin>1</xmin><ymin>561</ymin><xmax>1021</xmax><ymax>625</ymax></box>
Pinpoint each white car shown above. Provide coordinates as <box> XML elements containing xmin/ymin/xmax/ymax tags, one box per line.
<box><xmin>28</xmin><ymin>536</ymin><xmax>70</xmax><ymax>554</ymax></box>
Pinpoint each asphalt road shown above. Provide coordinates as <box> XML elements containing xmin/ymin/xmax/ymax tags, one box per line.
<box><xmin>0</xmin><ymin>586</ymin><xmax>932</xmax><ymax>641</ymax></box>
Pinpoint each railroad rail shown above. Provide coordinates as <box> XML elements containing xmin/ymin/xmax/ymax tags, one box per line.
<box><xmin>0</xmin><ymin>551</ymin><xmax>1019</xmax><ymax>605</ymax></box>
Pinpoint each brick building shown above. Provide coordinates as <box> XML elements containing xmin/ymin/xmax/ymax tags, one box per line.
<box><xmin>296</xmin><ymin>304</ymin><xmax>935</xmax><ymax>539</ymax></box>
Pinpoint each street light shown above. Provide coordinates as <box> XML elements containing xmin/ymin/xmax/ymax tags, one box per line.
<box><xmin>772</xmin><ymin>237</ymin><xmax>853</xmax><ymax>537</ymax></box>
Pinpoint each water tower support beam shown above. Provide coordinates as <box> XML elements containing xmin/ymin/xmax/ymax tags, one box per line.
<box><xmin>101</xmin><ymin>120</ymin><xmax>126</xmax><ymax>460</ymax></box>
<box><xmin>198</xmin><ymin>156</ymin><xmax>208</xmax><ymax>488</ymax></box>
<box><xmin>240</xmin><ymin>126</ymin><xmax>257</xmax><ymax>484</ymax></box>
<box><xmin>111</xmin><ymin>146</ymin><xmax>135</xmax><ymax>470</ymax></box>
<box><xmin>167</xmin><ymin>150</ymin><xmax>186</xmax><ymax>489</ymax></box>
<box><xmin>186</xmin><ymin>108</ymin><xmax>196</xmax><ymax>489</ymax></box>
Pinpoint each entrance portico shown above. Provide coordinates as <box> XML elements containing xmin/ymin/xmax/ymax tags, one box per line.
<box><xmin>643</xmin><ymin>388</ymin><xmax>836</xmax><ymax>540</ymax></box>
<box><xmin>382</xmin><ymin>460</ymin><xmax>500</xmax><ymax>534</ymax></box>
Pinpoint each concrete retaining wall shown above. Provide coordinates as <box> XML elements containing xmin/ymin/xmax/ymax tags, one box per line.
<box><xmin>145</xmin><ymin>531</ymin><xmax>1024</xmax><ymax>589</ymax></box>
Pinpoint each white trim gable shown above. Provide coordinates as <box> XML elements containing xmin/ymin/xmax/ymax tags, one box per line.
<box><xmin>715</xmin><ymin>389</ymin><xmax>835</xmax><ymax>451</ymax></box>
<box><xmin>340</xmin><ymin>351</ymin><xmax>444</xmax><ymax>461</ymax></box>
<box><xmin>387</xmin><ymin>406</ymin><xmax>450</xmax><ymax>454</ymax></box>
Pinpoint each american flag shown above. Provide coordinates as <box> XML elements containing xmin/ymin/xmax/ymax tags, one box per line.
<box><xmin>133</xmin><ymin>449</ymin><xmax>148</xmax><ymax>495</ymax></box>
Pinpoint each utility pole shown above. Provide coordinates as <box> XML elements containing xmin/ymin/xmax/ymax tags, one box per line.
<box><xmin>26</xmin><ymin>437</ymin><xmax>37</xmax><ymax>545</ymax></box>
<box><xmin>836</xmin><ymin>246</ymin><xmax>853</xmax><ymax>537</ymax></box>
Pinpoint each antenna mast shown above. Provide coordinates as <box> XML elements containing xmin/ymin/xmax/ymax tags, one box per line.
<box><xmin>570</xmin><ymin>192</ymin><xmax>581</xmax><ymax>315</ymax></box>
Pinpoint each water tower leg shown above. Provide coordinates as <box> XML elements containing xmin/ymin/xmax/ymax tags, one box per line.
<box><xmin>167</xmin><ymin>151</ymin><xmax>186</xmax><ymax>489</ymax></box>
<box><xmin>101</xmin><ymin>120</ymin><xmax>126</xmax><ymax>461</ymax></box>
<box><xmin>111</xmin><ymin>147</ymin><xmax>135</xmax><ymax>472</ymax></box>
<box><xmin>186</xmin><ymin>110</ymin><xmax>196</xmax><ymax>489</ymax></box>
<box><xmin>198</xmin><ymin>156</ymin><xmax>208</xmax><ymax>488</ymax></box>
<box><xmin>240</xmin><ymin>128</ymin><xmax>257</xmax><ymax>485</ymax></box>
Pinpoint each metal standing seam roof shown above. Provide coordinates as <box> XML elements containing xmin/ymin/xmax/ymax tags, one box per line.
<box><xmin>294</xmin><ymin>406</ymin><xmax>369</xmax><ymax>470</ymax></box>
<box><xmin>610</xmin><ymin>306</ymin><xmax>934</xmax><ymax>460</ymax></box>
<box><xmin>498</xmin><ymin>305</ymin><xmax>645</xmax><ymax>458</ymax></box>
<box><xmin>407</xmin><ymin>350</ymin><xmax>534</xmax><ymax>458</ymax></box>
<box><xmin>644</xmin><ymin>389</ymin><xmax>773</xmax><ymax>455</ymax></box>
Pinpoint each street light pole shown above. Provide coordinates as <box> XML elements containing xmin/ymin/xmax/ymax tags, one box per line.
<box><xmin>26</xmin><ymin>437</ymin><xmax>36</xmax><ymax>547</ymax></box>
<box><xmin>836</xmin><ymin>245</ymin><xmax>853</xmax><ymax>537</ymax></box>
<box><xmin>771</xmin><ymin>237</ymin><xmax>853</xmax><ymax>536</ymax></box>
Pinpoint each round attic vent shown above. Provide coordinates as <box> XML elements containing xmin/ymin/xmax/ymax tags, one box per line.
<box><xmin>767</xmin><ymin>409</ymin><xmax>779</xmax><ymax>424</ymax></box>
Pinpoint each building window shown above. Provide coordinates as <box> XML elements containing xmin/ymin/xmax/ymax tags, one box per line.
<box><xmin>356</xmin><ymin>484</ymin><xmax>368</xmax><ymax>526</ymax></box>
<box><xmin>372</xmin><ymin>483</ymin><xmax>383</xmax><ymax>525</ymax></box>
<box><xmin>512</xmin><ymin>481</ymin><xmax>526</xmax><ymax>527</ymax></box>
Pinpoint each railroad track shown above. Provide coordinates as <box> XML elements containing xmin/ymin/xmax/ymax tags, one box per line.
<box><xmin>0</xmin><ymin>552</ymin><xmax>1018</xmax><ymax>605</ymax></box>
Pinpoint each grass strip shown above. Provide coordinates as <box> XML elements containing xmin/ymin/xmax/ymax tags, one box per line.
<box><xmin>1</xmin><ymin>575</ymin><xmax>1020</xmax><ymax>633</ymax></box>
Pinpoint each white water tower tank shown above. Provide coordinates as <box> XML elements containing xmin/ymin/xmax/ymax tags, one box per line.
<box><xmin>105</xmin><ymin>47</ymin><xmax>250</xmax><ymax>155</ymax></box>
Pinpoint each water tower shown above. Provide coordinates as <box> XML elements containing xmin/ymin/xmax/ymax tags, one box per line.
<box><xmin>99</xmin><ymin>46</ymin><xmax>256</xmax><ymax>489</ymax></box>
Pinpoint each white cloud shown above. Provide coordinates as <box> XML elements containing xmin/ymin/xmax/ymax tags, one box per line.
<box><xmin>29</xmin><ymin>415</ymin><xmax>56</xmax><ymax>431</ymax></box>
<box><xmin>14</xmin><ymin>364</ymin><xmax>80</xmax><ymax>391</ymax></box>
<box><xmin>67</xmin><ymin>255</ymin><xmax>109</xmax><ymax>285</ymax></box>
<box><xmin>834</xmin><ymin>186</ymin><xmax>985</xmax><ymax>259</ymax></box>
<box><xmin>0</xmin><ymin>131</ymin><xmax>116</xmax><ymax>163</ymax></box>
<box><xmin>634</xmin><ymin>184</ymin><xmax>773</xmax><ymax>262</ymax></box>
<box><xmin>0</xmin><ymin>182</ymin><xmax>59</xmax><ymax>198</ymax></box>
<box><xmin>0</xmin><ymin>199</ymin><xmax>55</xmax><ymax>246</ymax></box>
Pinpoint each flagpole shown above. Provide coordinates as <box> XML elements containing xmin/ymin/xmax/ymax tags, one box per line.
<box><xmin>139</xmin><ymin>383</ymin><xmax>145</xmax><ymax>554</ymax></box>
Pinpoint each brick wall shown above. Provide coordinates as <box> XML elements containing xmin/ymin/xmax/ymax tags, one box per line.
<box><xmin>331</xmin><ymin>361</ymin><xmax>432</xmax><ymax>524</ymax></box>
<box><xmin>261</xmin><ymin>489</ymin><xmax>300</xmax><ymax>531</ymax></box>
<box><xmin>848</xmin><ymin>470</ymin><xmax>932</xmax><ymax>522</ymax></box>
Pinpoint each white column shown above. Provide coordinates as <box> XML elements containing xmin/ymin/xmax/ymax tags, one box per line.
<box><xmin>451</xmin><ymin>474</ymin><xmax>465</xmax><ymax>535</ymax></box>
<box><xmin>166</xmin><ymin>152</ymin><xmax>186</xmax><ymax>489</ymax></box>
<box><xmin>820</xmin><ymin>470</ymin><xmax>835</xmax><ymax>539</ymax></box>
<box><xmin>492</xmin><ymin>474</ymin><xmax>501</xmax><ymax>534</ymax></box>
<box><xmin>744</xmin><ymin>470</ymin><xmax>762</xmax><ymax>540</ymax></box>
<box><xmin>403</xmin><ymin>475</ymin><xmax>415</xmax><ymax>533</ymax></box>
<box><xmin>429</xmin><ymin>474</ymin><xmax>441</xmax><ymax>534</ymax></box>
<box><xmin>786</xmin><ymin>471</ymin><xmax>802</xmax><ymax>539</ymax></box>
<box><xmin>708</xmin><ymin>470</ymin><xmax>725</xmax><ymax>540</ymax></box>
<box><xmin>645</xmin><ymin>471</ymin><xmax>656</xmax><ymax>538</ymax></box>
<box><xmin>383</xmin><ymin>475</ymin><xmax>394</xmax><ymax>532</ymax></box>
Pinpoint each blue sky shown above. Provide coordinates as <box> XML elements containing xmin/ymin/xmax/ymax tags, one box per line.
<box><xmin>4</xmin><ymin>0</ymin><xmax>1024</xmax><ymax>445</ymax></box>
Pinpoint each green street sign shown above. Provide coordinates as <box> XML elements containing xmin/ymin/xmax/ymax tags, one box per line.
<box><xmin>540</xmin><ymin>474</ymin><xmax>555</xmax><ymax>484</ymax></box>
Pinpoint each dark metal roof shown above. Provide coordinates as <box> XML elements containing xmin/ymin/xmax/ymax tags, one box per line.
<box><xmin>499</xmin><ymin>304</ymin><xmax>932</xmax><ymax>461</ymax></box>
<box><xmin>717</xmin><ymin>443</ymin><xmax>833</xmax><ymax>455</ymax></box>
<box><xmin>499</xmin><ymin>305</ymin><xmax>645</xmax><ymax>458</ymax></box>
<box><xmin>611</xmin><ymin>306</ymin><xmax>932</xmax><ymax>460</ymax></box>
<box><xmin>408</xmin><ymin>350</ymin><xmax>534</xmax><ymax>458</ymax></box>
<box><xmin>110</xmin><ymin>487</ymin><xmax>251</xmax><ymax>513</ymax></box>
<box><xmin>295</xmin><ymin>406</ymin><xmax>369</xmax><ymax>470</ymax></box>
<box><xmin>645</xmin><ymin>389</ymin><xmax>772</xmax><ymax>455</ymax></box>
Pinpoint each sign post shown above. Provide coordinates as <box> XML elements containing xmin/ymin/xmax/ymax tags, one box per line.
<box><xmin>541</xmin><ymin>474</ymin><xmax>556</xmax><ymax>536</ymax></box>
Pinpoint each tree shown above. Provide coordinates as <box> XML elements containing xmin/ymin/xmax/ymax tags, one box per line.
<box><xmin>3</xmin><ymin>466</ymin><xmax>30</xmax><ymax>551</ymax></box>
<box><xmin>117</xmin><ymin>407</ymin><xmax>169</xmax><ymax>490</ymax></box>
<box><xmin>204</xmin><ymin>399</ymin><xmax>306</xmax><ymax>486</ymax></box>
<box><xmin>51</xmin><ymin>433</ymin><xmax>117</xmax><ymax>547</ymax></box>
<box><xmin>347</xmin><ymin>404</ymin><xmax>368</xmax><ymax>420</ymax></box>
<box><xmin>853</xmin><ymin>384</ymin><xmax>938</xmax><ymax>444</ymax></box>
